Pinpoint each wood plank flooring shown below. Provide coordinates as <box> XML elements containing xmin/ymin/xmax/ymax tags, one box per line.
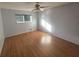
<box><xmin>1</xmin><ymin>31</ymin><xmax>79</xmax><ymax>57</ymax></box>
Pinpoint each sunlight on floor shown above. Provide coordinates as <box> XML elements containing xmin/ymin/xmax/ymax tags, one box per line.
<box><xmin>41</xmin><ymin>35</ymin><xmax>52</xmax><ymax>44</ymax></box>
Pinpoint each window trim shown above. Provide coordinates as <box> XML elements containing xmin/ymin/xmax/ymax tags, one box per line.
<box><xmin>15</xmin><ymin>14</ymin><xmax>32</xmax><ymax>24</ymax></box>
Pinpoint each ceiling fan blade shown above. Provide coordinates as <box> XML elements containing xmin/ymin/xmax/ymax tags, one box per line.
<box><xmin>40</xmin><ymin>6</ymin><xmax>53</xmax><ymax>8</ymax></box>
<box><xmin>40</xmin><ymin>6</ymin><xmax>46</xmax><ymax>8</ymax></box>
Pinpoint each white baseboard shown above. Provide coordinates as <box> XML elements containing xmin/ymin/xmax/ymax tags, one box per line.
<box><xmin>52</xmin><ymin>32</ymin><xmax>79</xmax><ymax>45</ymax></box>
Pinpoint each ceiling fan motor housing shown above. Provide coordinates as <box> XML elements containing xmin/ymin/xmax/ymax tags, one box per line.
<box><xmin>35</xmin><ymin>2</ymin><xmax>40</xmax><ymax>10</ymax></box>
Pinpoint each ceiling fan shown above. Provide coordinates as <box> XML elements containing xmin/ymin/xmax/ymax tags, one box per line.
<box><xmin>32</xmin><ymin>2</ymin><xmax>71</xmax><ymax>12</ymax></box>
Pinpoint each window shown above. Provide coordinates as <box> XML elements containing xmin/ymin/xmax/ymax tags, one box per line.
<box><xmin>16</xmin><ymin>14</ymin><xmax>32</xmax><ymax>23</ymax></box>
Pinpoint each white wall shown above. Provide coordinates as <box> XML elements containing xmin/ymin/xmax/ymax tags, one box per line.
<box><xmin>39</xmin><ymin>3</ymin><xmax>79</xmax><ymax>45</ymax></box>
<box><xmin>0</xmin><ymin>9</ymin><xmax>4</xmax><ymax>54</ymax></box>
<box><xmin>1</xmin><ymin>9</ymin><xmax>37</xmax><ymax>37</ymax></box>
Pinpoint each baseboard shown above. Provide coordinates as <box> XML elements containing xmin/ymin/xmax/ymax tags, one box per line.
<box><xmin>5</xmin><ymin>30</ymin><xmax>37</xmax><ymax>39</ymax></box>
<box><xmin>53</xmin><ymin>33</ymin><xmax>79</xmax><ymax>45</ymax></box>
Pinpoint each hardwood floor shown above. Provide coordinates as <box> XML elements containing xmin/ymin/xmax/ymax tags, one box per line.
<box><xmin>1</xmin><ymin>31</ymin><xmax>79</xmax><ymax>57</ymax></box>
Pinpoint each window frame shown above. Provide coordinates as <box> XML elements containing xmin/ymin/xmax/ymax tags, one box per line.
<box><xmin>15</xmin><ymin>14</ymin><xmax>32</xmax><ymax>24</ymax></box>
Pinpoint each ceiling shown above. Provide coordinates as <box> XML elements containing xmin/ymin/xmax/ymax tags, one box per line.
<box><xmin>0</xmin><ymin>2</ymin><xmax>71</xmax><ymax>11</ymax></box>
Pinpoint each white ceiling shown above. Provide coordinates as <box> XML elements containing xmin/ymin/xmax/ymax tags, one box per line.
<box><xmin>0</xmin><ymin>2</ymin><xmax>70</xmax><ymax>11</ymax></box>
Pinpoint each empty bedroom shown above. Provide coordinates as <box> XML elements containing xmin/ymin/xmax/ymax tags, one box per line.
<box><xmin>0</xmin><ymin>2</ymin><xmax>79</xmax><ymax>57</ymax></box>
